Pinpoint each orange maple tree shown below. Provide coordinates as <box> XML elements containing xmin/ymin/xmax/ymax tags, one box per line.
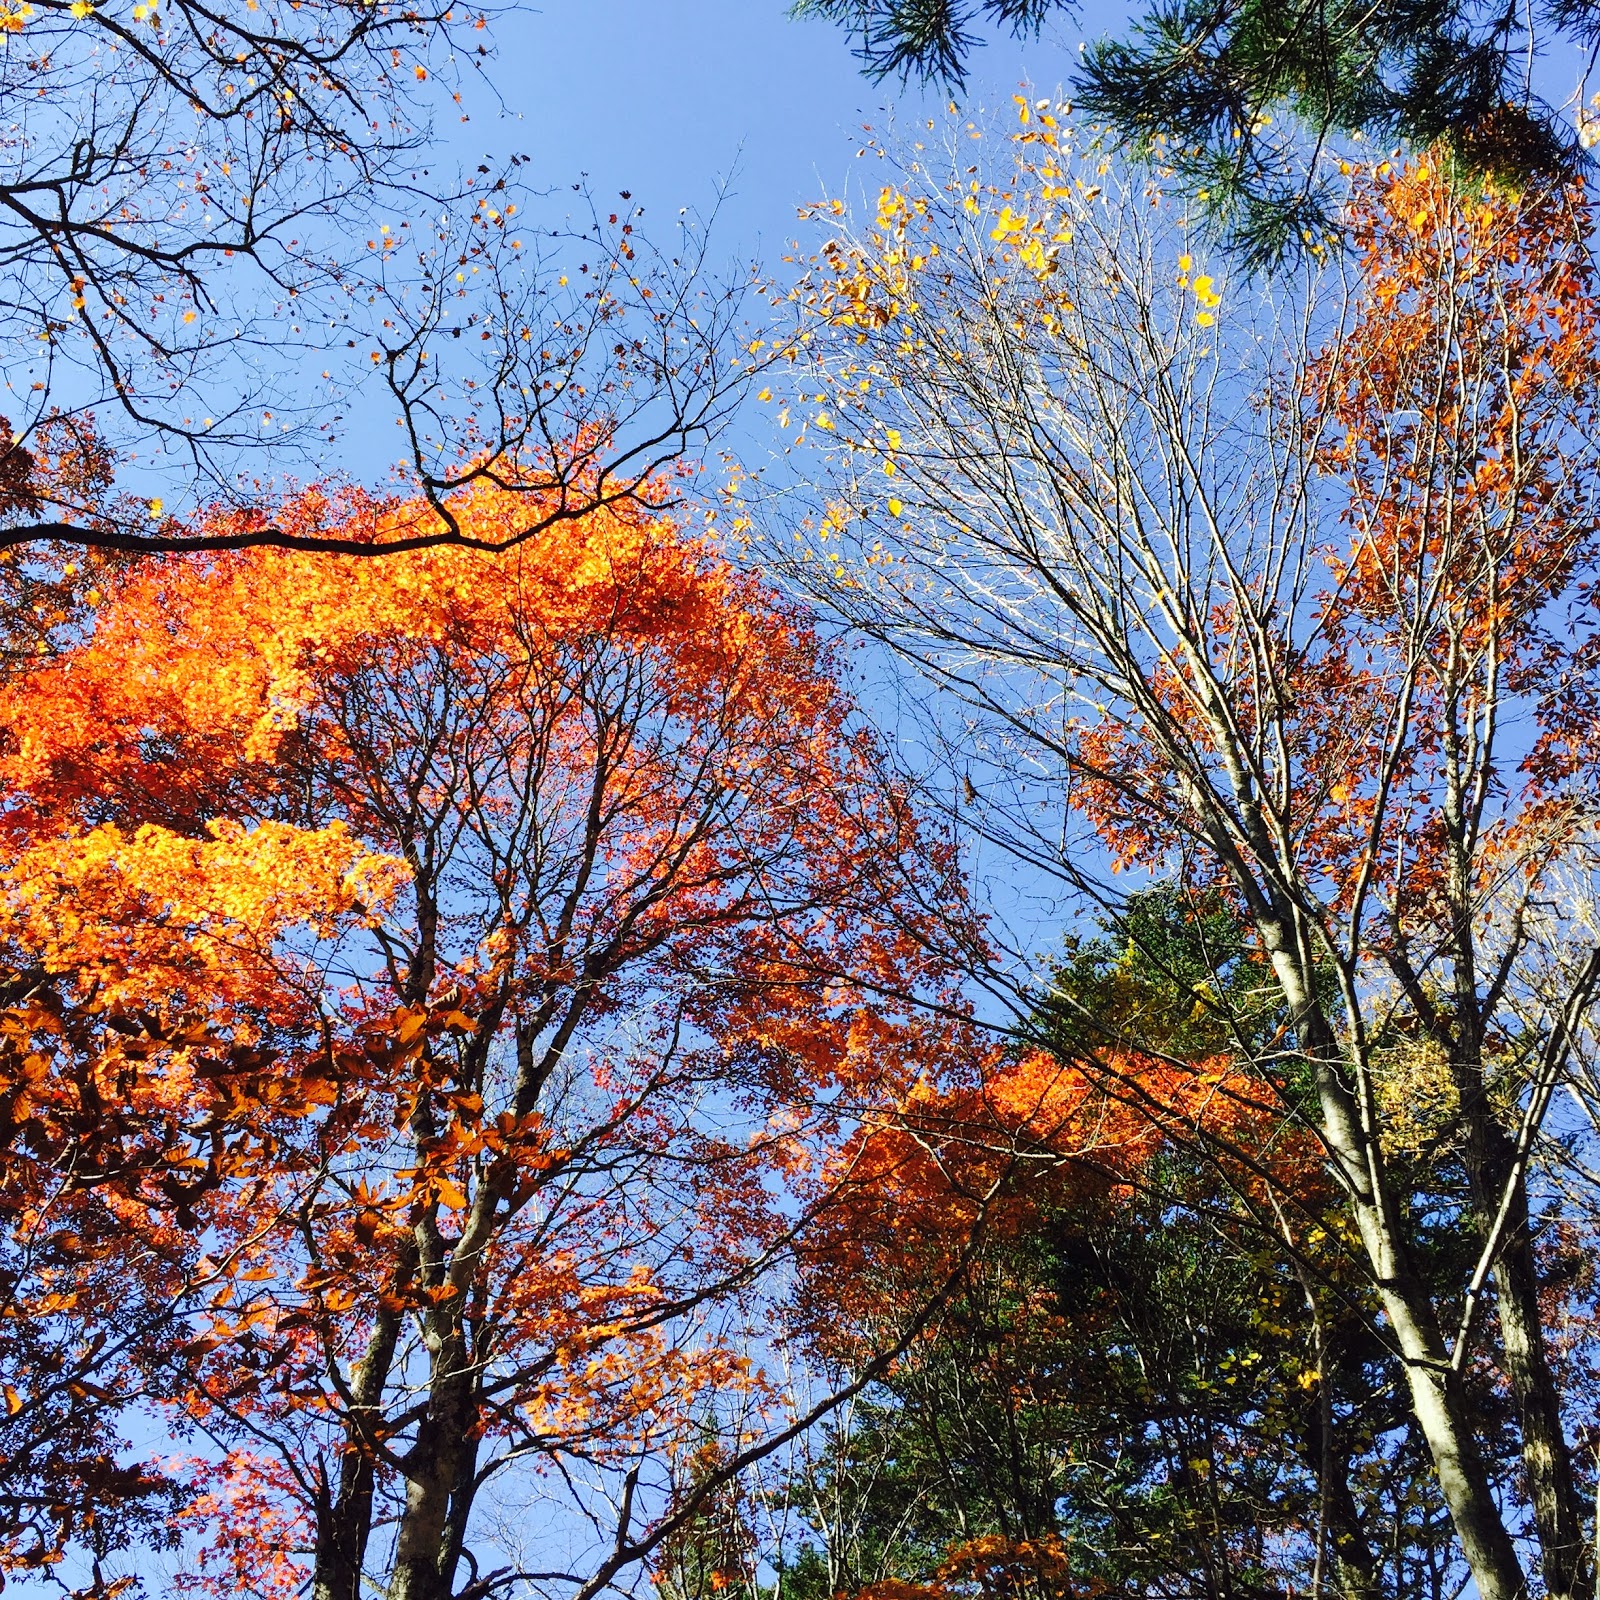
<box><xmin>0</xmin><ymin>480</ymin><xmax>987</xmax><ymax>1600</ymax></box>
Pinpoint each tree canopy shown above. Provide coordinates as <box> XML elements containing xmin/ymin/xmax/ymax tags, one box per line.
<box><xmin>768</xmin><ymin>103</ymin><xmax>1600</xmax><ymax>1600</ymax></box>
<box><xmin>0</xmin><ymin>478</ymin><xmax>1006</xmax><ymax>1596</ymax></box>
<box><xmin>794</xmin><ymin>0</ymin><xmax>1600</xmax><ymax>262</ymax></box>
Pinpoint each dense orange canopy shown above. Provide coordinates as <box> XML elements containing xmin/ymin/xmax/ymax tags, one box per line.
<box><xmin>0</xmin><ymin>481</ymin><xmax>990</xmax><ymax>1600</ymax></box>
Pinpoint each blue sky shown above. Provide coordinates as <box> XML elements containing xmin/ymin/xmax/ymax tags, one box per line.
<box><xmin>473</xmin><ymin>1</ymin><xmax>1126</xmax><ymax>256</ymax></box>
<box><xmin>279</xmin><ymin>0</ymin><xmax>1600</xmax><ymax>500</ymax></box>
<box><xmin>294</xmin><ymin>1</ymin><xmax>1136</xmax><ymax>492</ymax></box>
<box><xmin>475</xmin><ymin>0</ymin><xmax>1597</xmax><ymax>272</ymax></box>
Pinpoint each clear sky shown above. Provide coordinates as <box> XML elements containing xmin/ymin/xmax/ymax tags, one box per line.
<box><xmin>464</xmin><ymin>0</ymin><xmax>1594</xmax><ymax>280</ymax></box>
<box><xmin>472</xmin><ymin>1</ymin><xmax>1126</xmax><ymax>256</ymax></box>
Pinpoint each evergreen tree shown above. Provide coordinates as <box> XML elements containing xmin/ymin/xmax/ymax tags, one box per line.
<box><xmin>793</xmin><ymin>0</ymin><xmax>1600</xmax><ymax>265</ymax></box>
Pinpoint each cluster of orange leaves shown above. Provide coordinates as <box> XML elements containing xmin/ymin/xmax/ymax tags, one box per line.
<box><xmin>790</xmin><ymin>1033</ymin><xmax>1317</xmax><ymax>1372</ymax></box>
<box><xmin>858</xmin><ymin>1534</ymin><xmax>1090</xmax><ymax>1600</ymax></box>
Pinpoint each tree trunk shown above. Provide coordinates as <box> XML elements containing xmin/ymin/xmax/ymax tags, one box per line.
<box><xmin>387</xmin><ymin>1319</ymin><xmax>476</xmax><ymax>1600</ymax></box>
<box><xmin>437</xmin><ymin>1419</ymin><xmax>482</xmax><ymax>1600</ymax></box>
<box><xmin>1369</xmin><ymin>1277</ymin><xmax>1526</xmax><ymax>1600</ymax></box>
<box><xmin>1476</xmin><ymin>1139</ymin><xmax>1589</xmax><ymax>1600</ymax></box>
<box><xmin>1325</xmin><ymin>1496</ymin><xmax>1380</xmax><ymax>1600</ymax></box>
<box><xmin>312</xmin><ymin>1238</ymin><xmax>416</xmax><ymax>1600</ymax></box>
<box><xmin>1300</xmin><ymin>1364</ymin><xmax>1379</xmax><ymax>1600</ymax></box>
<box><xmin>1263</xmin><ymin>942</ymin><xmax>1527</xmax><ymax>1600</ymax></box>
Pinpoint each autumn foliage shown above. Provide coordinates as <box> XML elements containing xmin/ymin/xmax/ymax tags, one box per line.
<box><xmin>0</xmin><ymin>482</ymin><xmax>995</xmax><ymax>1599</ymax></box>
<box><xmin>11</xmin><ymin>112</ymin><xmax>1600</xmax><ymax>1600</ymax></box>
<box><xmin>769</xmin><ymin>105</ymin><xmax>1600</xmax><ymax>1600</ymax></box>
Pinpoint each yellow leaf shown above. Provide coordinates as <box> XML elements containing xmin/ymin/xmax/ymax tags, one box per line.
<box><xmin>989</xmin><ymin>206</ymin><xmax>1026</xmax><ymax>241</ymax></box>
<box><xmin>887</xmin><ymin>498</ymin><xmax>904</xmax><ymax>518</ymax></box>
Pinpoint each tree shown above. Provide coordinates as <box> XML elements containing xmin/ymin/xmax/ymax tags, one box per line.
<box><xmin>791</xmin><ymin>0</ymin><xmax>1060</xmax><ymax>86</ymax></box>
<box><xmin>0</xmin><ymin>0</ymin><xmax>756</xmax><ymax>563</ymax></box>
<box><xmin>793</xmin><ymin>0</ymin><xmax>1600</xmax><ymax>264</ymax></box>
<box><xmin>771</xmin><ymin>111</ymin><xmax>1600</xmax><ymax>1600</ymax></box>
<box><xmin>0</xmin><ymin>477</ymin><xmax>997</xmax><ymax>1598</ymax></box>
<box><xmin>765</xmin><ymin>895</ymin><xmax>1495</xmax><ymax>1600</ymax></box>
<box><xmin>0</xmin><ymin>813</ymin><xmax>413</xmax><ymax>1590</ymax></box>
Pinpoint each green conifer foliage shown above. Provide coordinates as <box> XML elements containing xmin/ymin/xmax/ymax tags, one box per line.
<box><xmin>795</xmin><ymin>0</ymin><xmax>1600</xmax><ymax>266</ymax></box>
